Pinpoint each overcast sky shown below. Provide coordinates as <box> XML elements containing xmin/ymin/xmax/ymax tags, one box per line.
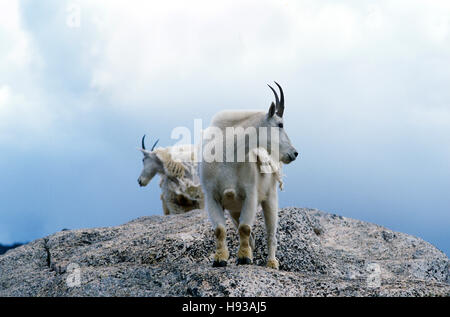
<box><xmin>1</xmin><ymin>0</ymin><xmax>449</xmax><ymax>255</ymax></box>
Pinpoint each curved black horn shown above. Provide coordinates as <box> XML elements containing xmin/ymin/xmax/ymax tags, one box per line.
<box><xmin>151</xmin><ymin>139</ymin><xmax>159</xmax><ymax>151</ymax></box>
<box><xmin>267</xmin><ymin>84</ymin><xmax>280</xmax><ymax>108</ymax></box>
<box><xmin>141</xmin><ymin>135</ymin><xmax>146</xmax><ymax>150</ymax></box>
<box><xmin>274</xmin><ymin>81</ymin><xmax>284</xmax><ymax>117</ymax></box>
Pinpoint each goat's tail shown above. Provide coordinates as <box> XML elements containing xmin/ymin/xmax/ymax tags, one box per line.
<box><xmin>223</xmin><ymin>188</ymin><xmax>236</xmax><ymax>200</ymax></box>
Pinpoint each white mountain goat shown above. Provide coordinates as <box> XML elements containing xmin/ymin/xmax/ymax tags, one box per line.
<box><xmin>138</xmin><ymin>136</ymin><xmax>204</xmax><ymax>215</ymax></box>
<box><xmin>200</xmin><ymin>82</ymin><xmax>298</xmax><ymax>269</ymax></box>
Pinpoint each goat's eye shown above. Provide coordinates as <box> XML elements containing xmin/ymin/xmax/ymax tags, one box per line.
<box><xmin>278</xmin><ymin>123</ymin><xmax>283</xmax><ymax>128</ymax></box>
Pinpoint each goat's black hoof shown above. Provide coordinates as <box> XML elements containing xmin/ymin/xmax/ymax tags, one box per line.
<box><xmin>213</xmin><ymin>260</ymin><xmax>227</xmax><ymax>268</ymax></box>
<box><xmin>237</xmin><ymin>257</ymin><xmax>252</xmax><ymax>265</ymax></box>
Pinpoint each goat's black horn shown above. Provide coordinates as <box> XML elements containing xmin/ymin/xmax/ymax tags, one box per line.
<box><xmin>274</xmin><ymin>81</ymin><xmax>284</xmax><ymax>117</ymax></box>
<box><xmin>267</xmin><ymin>84</ymin><xmax>279</xmax><ymax>108</ymax></box>
<box><xmin>151</xmin><ymin>139</ymin><xmax>159</xmax><ymax>151</ymax></box>
<box><xmin>141</xmin><ymin>135</ymin><xmax>146</xmax><ymax>150</ymax></box>
<box><xmin>274</xmin><ymin>82</ymin><xmax>284</xmax><ymax>107</ymax></box>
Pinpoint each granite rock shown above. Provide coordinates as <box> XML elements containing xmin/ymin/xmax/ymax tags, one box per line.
<box><xmin>0</xmin><ymin>208</ymin><xmax>448</xmax><ymax>297</ymax></box>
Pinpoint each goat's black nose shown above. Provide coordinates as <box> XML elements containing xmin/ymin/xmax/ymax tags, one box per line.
<box><xmin>294</xmin><ymin>152</ymin><xmax>298</xmax><ymax>157</ymax></box>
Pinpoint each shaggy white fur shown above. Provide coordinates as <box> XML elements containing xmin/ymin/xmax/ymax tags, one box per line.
<box><xmin>251</xmin><ymin>147</ymin><xmax>284</xmax><ymax>191</ymax></box>
<box><xmin>211</xmin><ymin>110</ymin><xmax>266</xmax><ymax>129</ymax></box>
<box><xmin>155</xmin><ymin>145</ymin><xmax>204</xmax><ymax>215</ymax></box>
<box><xmin>210</xmin><ymin>110</ymin><xmax>285</xmax><ymax>190</ymax></box>
<box><xmin>200</xmin><ymin>92</ymin><xmax>298</xmax><ymax>270</ymax></box>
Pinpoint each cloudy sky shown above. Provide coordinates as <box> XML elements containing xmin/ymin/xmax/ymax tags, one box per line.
<box><xmin>1</xmin><ymin>0</ymin><xmax>449</xmax><ymax>255</ymax></box>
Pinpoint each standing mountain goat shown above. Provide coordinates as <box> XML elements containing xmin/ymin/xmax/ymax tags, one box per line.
<box><xmin>138</xmin><ymin>136</ymin><xmax>204</xmax><ymax>215</ymax></box>
<box><xmin>200</xmin><ymin>82</ymin><xmax>298</xmax><ymax>269</ymax></box>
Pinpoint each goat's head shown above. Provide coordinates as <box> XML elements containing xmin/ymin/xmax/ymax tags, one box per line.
<box><xmin>264</xmin><ymin>82</ymin><xmax>298</xmax><ymax>164</ymax></box>
<box><xmin>137</xmin><ymin>135</ymin><xmax>163</xmax><ymax>187</ymax></box>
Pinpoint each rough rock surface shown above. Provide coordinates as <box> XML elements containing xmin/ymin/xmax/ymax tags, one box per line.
<box><xmin>0</xmin><ymin>208</ymin><xmax>449</xmax><ymax>297</ymax></box>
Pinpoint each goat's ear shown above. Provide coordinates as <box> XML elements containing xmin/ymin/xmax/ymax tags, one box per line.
<box><xmin>268</xmin><ymin>102</ymin><xmax>276</xmax><ymax>118</ymax></box>
<box><xmin>139</xmin><ymin>148</ymin><xmax>150</xmax><ymax>156</ymax></box>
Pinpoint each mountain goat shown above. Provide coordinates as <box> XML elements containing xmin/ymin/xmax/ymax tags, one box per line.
<box><xmin>200</xmin><ymin>82</ymin><xmax>298</xmax><ymax>269</ymax></box>
<box><xmin>138</xmin><ymin>136</ymin><xmax>204</xmax><ymax>215</ymax></box>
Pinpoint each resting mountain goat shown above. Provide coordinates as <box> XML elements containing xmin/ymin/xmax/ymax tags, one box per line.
<box><xmin>138</xmin><ymin>136</ymin><xmax>204</xmax><ymax>215</ymax></box>
<box><xmin>200</xmin><ymin>82</ymin><xmax>298</xmax><ymax>269</ymax></box>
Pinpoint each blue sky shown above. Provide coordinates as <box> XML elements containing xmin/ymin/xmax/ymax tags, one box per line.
<box><xmin>0</xmin><ymin>0</ymin><xmax>449</xmax><ymax>256</ymax></box>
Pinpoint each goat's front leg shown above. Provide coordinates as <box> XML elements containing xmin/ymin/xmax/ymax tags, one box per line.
<box><xmin>237</xmin><ymin>190</ymin><xmax>257</xmax><ymax>265</ymax></box>
<box><xmin>261</xmin><ymin>190</ymin><xmax>279</xmax><ymax>270</ymax></box>
<box><xmin>161</xmin><ymin>195</ymin><xmax>170</xmax><ymax>215</ymax></box>
<box><xmin>206</xmin><ymin>195</ymin><xmax>229</xmax><ymax>267</ymax></box>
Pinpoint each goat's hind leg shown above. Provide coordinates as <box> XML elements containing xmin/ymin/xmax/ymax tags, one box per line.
<box><xmin>237</xmin><ymin>194</ymin><xmax>257</xmax><ymax>265</ymax></box>
<box><xmin>230</xmin><ymin>211</ymin><xmax>255</xmax><ymax>251</ymax></box>
<box><xmin>207</xmin><ymin>196</ymin><xmax>229</xmax><ymax>267</ymax></box>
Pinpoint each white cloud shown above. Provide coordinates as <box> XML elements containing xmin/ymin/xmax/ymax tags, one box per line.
<box><xmin>0</xmin><ymin>85</ymin><xmax>10</xmax><ymax>106</ymax></box>
<box><xmin>0</xmin><ymin>0</ymin><xmax>32</xmax><ymax>68</ymax></box>
<box><xmin>64</xmin><ymin>1</ymin><xmax>449</xmax><ymax>112</ymax></box>
<box><xmin>0</xmin><ymin>0</ymin><xmax>55</xmax><ymax>146</ymax></box>
<box><xmin>1</xmin><ymin>0</ymin><xmax>450</xmax><ymax>146</ymax></box>
<box><xmin>1</xmin><ymin>0</ymin><xmax>449</xmax><ymax>253</ymax></box>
